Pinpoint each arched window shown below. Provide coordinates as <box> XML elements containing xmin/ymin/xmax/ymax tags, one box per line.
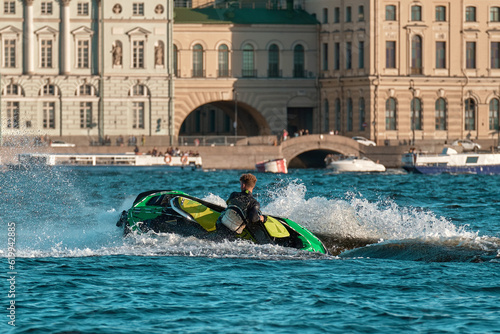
<box><xmin>435</xmin><ymin>98</ymin><xmax>447</xmax><ymax>130</ymax></box>
<box><xmin>4</xmin><ymin>83</ymin><xmax>22</xmax><ymax>96</ymax></box>
<box><xmin>218</xmin><ymin>44</ymin><xmax>229</xmax><ymax>77</ymax></box>
<box><xmin>411</xmin><ymin>35</ymin><xmax>422</xmax><ymax>75</ymax></box>
<box><xmin>386</xmin><ymin>98</ymin><xmax>397</xmax><ymax>130</ymax></box>
<box><xmin>173</xmin><ymin>44</ymin><xmax>179</xmax><ymax>76</ymax></box>
<box><xmin>411</xmin><ymin>5</ymin><xmax>422</xmax><ymax>21</ymax></box>
<box><xmin>411</xmin><ymin>98</ymin><xmax>422</xmax><ymax>130</ymax></box>
<box><xmin>293</xmin><ymin>44</ymin><xmax>305</xmax><ymax>78</ymax></box>
<box><xmin>335</xmin><ymin>98</ymin><xmax>341</xmax><ymax>132</ymax></box>
<box><xmin>347</xmin><ymin>98</ymin><xmax>353</xmax><ymax>131</ymax></box>
<box><xmin>268</xmin><ymin>44</ymin><xmax>280</xmax><ymax>78</ymax></box>
<box><xmin>78</xmin><ymin>84</ymin><xmax>95</xmax><ymax>96</ymax></box>
<box><xmin>40</xmin><ymin>84</ymin><xmax>58</xmax><ymax>96</ymax></box>
<box><xmin>465</xmin><ymin>98</ymin><xmax>476</xmax><ymax>130</ymax></box>
<box><xmin>359</xmin><ymin>97</ymin><xmax>366</xmax><ymax>131</ymax></box>
<box><xmin>323</xmin><ymin>99</ymin><xmax>329</xmax><ymax>133</ymax></box>
<box><xmin>242</xmin><ymin>44</ymin><xmax>255</xmax><ymax>77</ymax></box>
<box><xmin>192</xmin><ymin>44</ymin><xmax>204</xmax><ymax>77</ymax></box>
<box><xmin>130</xmin><ymin>84</ymin><xmax>148</xmax><ymax>97</ymax></box>
<box><xmin>490</xmin><ymin>98</ymin><xmax>499</xmax><ymax>130</ymax></box>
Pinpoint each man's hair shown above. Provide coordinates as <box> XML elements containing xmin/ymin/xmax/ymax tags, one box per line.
<box><xmin>240</xmin><ymin>173</ymin><xmax>257</xmax><ymax>188</ymax></box>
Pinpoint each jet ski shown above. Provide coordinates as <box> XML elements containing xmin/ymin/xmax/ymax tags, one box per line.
<box><xmin>116</xmin><ymin>190</ymin><xmax>328</xmax><ymax>254</ymax></box>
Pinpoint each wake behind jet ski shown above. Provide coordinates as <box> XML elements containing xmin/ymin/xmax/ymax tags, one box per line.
<box><xmin>116</xmin><ymin>190</ymin><xmax>328</xmax><ymax>254</ymax></box>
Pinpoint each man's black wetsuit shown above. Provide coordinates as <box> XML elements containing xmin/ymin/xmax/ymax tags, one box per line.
<box><xmin>226</xmin><ymin>190</ymin><xmax>261</xmax><ymax>224</ymax></box>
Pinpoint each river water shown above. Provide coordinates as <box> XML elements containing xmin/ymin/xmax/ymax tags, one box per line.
<box><xmin>1</xmin><ymin>167</ymin><xmax>499</xmax><ymax>333</ymax></box>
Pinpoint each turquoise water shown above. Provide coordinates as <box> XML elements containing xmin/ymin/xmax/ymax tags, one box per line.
<box><xmin>1</xmin><ymin>167</ymin><xmax>499</xmax><ymax>333</ymax></box>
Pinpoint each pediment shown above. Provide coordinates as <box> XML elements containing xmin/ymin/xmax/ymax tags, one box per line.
<box><xmin>0</xmin><ymin>25</ymin><xmax>22</xmax><ymax>35</ymax></box>
<box><xmin>71</xmin><ymin>26</ymin><xmax>94</xmax><ymax>36</ymax></box>
<box><xmin>34</xmin><ymin>26</ymin><xmax>59</xmax><ymax>35</ymax></box>
<box><xmin>126</xmin><ymin>27</ymin><xmax>151</xmax><ymax>36</ymax></box>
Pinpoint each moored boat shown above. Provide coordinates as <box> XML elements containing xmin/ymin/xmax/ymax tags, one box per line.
<box><xmin>325</xmin><ymin>155</ymin><xmax>386</xmax><ymax>172</ymax></box>
<box><xmin>402</xmin><ymin>147</ymin><xmax>500</xmax><ymax>174</ymax></box>
<box><xmin>10</xmin><ymin>153</ymin><xmax>202</xmax><ymax>170</ymax></box>
<box><xmin>255</xmin><ymin>158</ymin><xmax>288</xmax><ymax>173</ymax></box>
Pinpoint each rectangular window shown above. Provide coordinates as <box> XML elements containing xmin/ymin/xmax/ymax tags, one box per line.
<box><xmin>77</xmin><ymin>2</ymin><xmax>89</xmax><ymax>16</ymax></box>
<box><xmin>386</xmin><ymin>5</ymin><xmax>396</xmax><ymax>21</ymax></box>
<box><xmin>466</xmin><ymin>42</ymin><xmax>476</xmax><ymax>69</ymax></box>
<box><xmin>80</xmin><ymin>102</ymin><xmax>92</xmax><ymax>128</ymax></box>
<box><xmin>386</xmin><ymin>41</ymin><xmax>396</xmax><ymax>68</ymax></box>
<box><xmin>4</xmin><ymin>1</ymin><xmax>15</xmax><ymax>14</ymax></box>
<box><xmin>466</xmin><ymin>156</ymin><xmax>479</xmax><ymax>164</ymax></box>
<box><xmin>492</xmin><ymin>7</ymin><xmax>500</xmax><ymax>22</ymax></box>
<box><xmin>358</xmin><ymin>41</ymin><xmax>365</xmax><ymax>69</ymax></box>
<box><xmin>492</xmin><ymin>42</ymin><xmax>500</xmax><ymax>69</ymax></box>
<box><xmin>436</xmin><ymin>42</ymin><xmax>446</xmax><ymax>69</ymax></box>
<box><xmin>133</xmin><ymin>3</ymin><xmax>144</xmax><ymax>16</ymax></box>
<box><xmin>43</xmin><ymin>102</ymin><xmax>56</xmax><ymax>129</ymax></box>
<box><xmin>41</xmin><ymin>39</ymin><xmax>53</xmax><ymax>68</ymax></box>
<box><xmin>334</xmin><ymin>43</ymin><xmax>340</xmax><ymax>70</ymax></box>
<box><xmin>411</xmin><ymin>6</ymin><xmax>422</xmax><ymax>21</ymax></box>
<box><xmin>358</xmin><ymin>5</ymin><xmax>364</xmax><ymax>21</ymax></box>
<box><xmin>77</xmin><ymin>40</ymin><xmax>89</xmax><ymax>68</ymax></box>
<box><xmin>322</xmin><ymin>8</ymin><xmax>328</xmax><ymax>24</ymax></box>
<box><xmin>41</xmin><ymin>1</ymin><xmax>53</xmax><ymax>15</ymax></box>
<box><xmin>6</xmin><ymin>102</ymin><xmax>19</xmax><ymax>129</ymax></box>
<box><xmin>436</xmin><ymin>6</ymin><xmax>446</xmax><ymax>21</ymax></box>
<box><xmin>322</xmin><ymin>43</ymin><xmax>328</xmax><ymax>71</ymax></box>
<box><xmin>132</xmin><ymin>40</ymin><xmax>145</xmax><ymax>69</ymax></box>
<box><xmin>334</xmin><ymin>7</ymin><xmax>340</xmax><ymax>23</ymax></box>
<box><xmin>4</xmin><ymin>39</ymin><xmax>15</xmax><ymax>68</ymax></box>
<box><xmin>132</xmin><ymin>102</ymin><xmax>145</xmax><ymax>129</ymax></box>
<box><xmin>346</xmin><ymin>6</ymin><xmax>352</xmax><ymax>22</ymax></box>
<box><xmin>466</xmin><ymin>7</ymin><xmax>476</xmax><ymax>22</ymax></box>
<box><xmin>346</xmin><ymin>42</ymin><xmax>352</xmax><ymax>69</ymax></box>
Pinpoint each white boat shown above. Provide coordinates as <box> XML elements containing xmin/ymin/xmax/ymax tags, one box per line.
<box><xmin>12</xmin><ymin>153</ymin><xmax>202</xmax><ymax>170</ymax></box>
<box><xmin>326</xmin><ymin>156</ymin><xmax>386</xmax><ymax>172</ymax></box>
<box><xmin>402</xmin><ymin>147</ymin><xmax>500</xmax><ymax>174</ymax></box>
<box><xmin>255</xmin><ymin>158</ymin><xmax>288</xmax><ymax>173</ymax></box>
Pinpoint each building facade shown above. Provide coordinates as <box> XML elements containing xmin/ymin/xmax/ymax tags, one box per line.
<box><xmin>306</xmin><ymin>0</ymin><xmax>500</xmax><ymax>145</ymax></box>
<box><xmin>1</xmin><ymin>0</ymin><xmax>499</xmax><ymax>147</ymax></box>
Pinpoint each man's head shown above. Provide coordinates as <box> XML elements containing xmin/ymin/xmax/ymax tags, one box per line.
<box><xmin>240</xmin><ymin>173</ymin><xmax>257</xmax><ymax>192</ymax></box>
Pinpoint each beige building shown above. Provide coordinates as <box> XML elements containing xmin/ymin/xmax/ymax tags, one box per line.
<box><xmin>306</xmin><ymin>0</ymin><xmax>500</xmax><ymax>146</ymax></box>
<box><xmin>0</xmin><ymin>0</ymin><xmax>320</xmax><ymax>146</ymax></box>
<box><xmin>1</xmin><ymin>0</ymin><xmax>499</xmax><ymax>147</ymax></box>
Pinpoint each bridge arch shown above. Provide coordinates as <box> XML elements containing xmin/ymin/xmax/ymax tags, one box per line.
<box><xmin>281</xmin><ymin>135</ymin><xmax>361</xmax><ymax>168</ymax></box>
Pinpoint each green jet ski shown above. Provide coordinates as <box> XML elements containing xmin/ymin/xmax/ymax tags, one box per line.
<box><xmin>116</xmin><ymin>190</ymin><xmax>328</xmax><ymax>254</ymax></box>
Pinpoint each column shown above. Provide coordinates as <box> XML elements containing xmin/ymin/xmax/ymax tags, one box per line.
<box><xmin>61</xmin><ymin>0</ymin><xmax>71</xmax><ymax>74</ymax></box>
<box><xmin>25</xmin><ymin>0</ymin><xmax>35</xmax><ymax>74</ymax></box>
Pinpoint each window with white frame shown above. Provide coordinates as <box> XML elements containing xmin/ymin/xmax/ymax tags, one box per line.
<box><xmin>5</xmin><ymin>83</ymin><xmax>20</xmax><ymax>95</ymax></box>
<box><xmin>133</xmin><ymin>3</ymin><xmax>144</xmax><ymax>16</ymax></box>
<box><xmin>43</xmin><ymin>102</ymin><xmax>56</xmax><ymax>129</ymax></box>
<box><xmin>41</xmin><ymin>84</ymin><xmax>58</xmax><ymax>96</ymax></box>
<box><xmin>79</xmin><ymin>84</ymin><xmax>93</xmax><ymax>96</ymax></box>
<box><xmin>132</xmin><ymin>40</ymin><xmax>145</xmax><ymax>68</ymax></box>
<box><xmin>41</xmin><ymin>39</ymin><xmax>53</xmax><ymax>68</ymax></box>
<box><xmin>132</xmin><ymin>84</ymin><xmax>147</xmax><ymax>96</ymax></box>
<box><xmin>77</xmin><ymin>40</ymin><xmax>89</xmax><ymax>68</ymax></box>
<box><xmin>132</xmin><ymin>102</ymin><xmax>145</xmax><ymax>129</ymax></box>
<box><xmin>80</xmin><ymin>102</ymin><xmax>92</xmax><ymax>128</ymax></box>
<box><xmin>3</xmin><ymin>39</ymin><xmax>16</xmax><ymax>68</ymax></box>
<box><xmin>6</xmin><ymin>101</ymin><xmax>19</xmax><ymax>129</ymax></box>
<box><xmin>4</xmin><ymin>1</ymin><xmax>15</xmax><ymax>14</ymax></box>
<box><xmin>41</xmin><ymin>1</ymin><xmax>53</xmax><ymax>15</ymax></box>
<box><xmin>77</xmin><ymin>2</ymin><xmax>89</xmax><ymax>16</ymax></box>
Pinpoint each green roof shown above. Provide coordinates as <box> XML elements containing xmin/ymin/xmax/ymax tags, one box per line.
<box><xmin>174</xmin><ymin>7</ymin><xmax>319</xmax><ymax>25</ymax></box>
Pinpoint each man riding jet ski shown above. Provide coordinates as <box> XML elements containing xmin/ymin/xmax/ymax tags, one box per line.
<box><xmin>116</xmin><ymin>189</ymin><xmax>328</xmax><ymax>254</ymax></box>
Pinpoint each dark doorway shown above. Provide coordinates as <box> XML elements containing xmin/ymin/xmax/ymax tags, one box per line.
<box><xmin>287</xmin><ymin>107</ymin><xmax>313</xmax><ymax>136</ymax></box>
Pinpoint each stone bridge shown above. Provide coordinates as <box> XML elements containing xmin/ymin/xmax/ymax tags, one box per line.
<box><xmin>281</xmin><ymin>135</ymin><xmax>362</xmax><ymax>168</ymax></box>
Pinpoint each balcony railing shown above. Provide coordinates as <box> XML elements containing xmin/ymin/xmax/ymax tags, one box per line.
<box><xmin>178</xmin><ymin>135</ymin><xmax>247</xmax><ymax>146</ymax></box>
<box><xmin>242</xmin><ymin>69</ymin><xmax>257</xmax><ymax>77</ymax></box>
<box><xmin>267</xmin><ymin>69</ymin><xmax>282</xmax><ymax>78</ymax></box>
<box><xmin>218</xmin><ymin>69</ymin><xmax>231</xmax><ymax>77</ymax></box>
<box><xmin>192</xmin><ymin>69</ymin><xmax>205</xmax><ymax>77</ymax></box>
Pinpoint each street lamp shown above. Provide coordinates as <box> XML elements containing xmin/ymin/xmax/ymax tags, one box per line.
<box><xmin>409</xmin><ymin>79</ymin><xmax>416</xmax><ymax>146</ymax></box>
<box><xmin>233</xmin><ymin>89</ymin><xmax>237</xmax><ymax>138</ymax></box>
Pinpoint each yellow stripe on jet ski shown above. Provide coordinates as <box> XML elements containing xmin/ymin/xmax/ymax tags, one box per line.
<box><xmin>178</xmin><ymin>197</ymin><xmax>220</xmax><ymax>232</ymax></box>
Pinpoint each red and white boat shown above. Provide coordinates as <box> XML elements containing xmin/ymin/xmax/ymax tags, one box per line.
<box><xmin>255</xmin><ymin>158</ymin><xmax>288</xmax><ymax>173</ymax></box>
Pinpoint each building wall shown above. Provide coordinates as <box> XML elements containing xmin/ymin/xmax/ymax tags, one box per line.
<box><xmin>306</xmin><ymin>0</ymin><xmax>500</xmax><ymax>145</ymax></box>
